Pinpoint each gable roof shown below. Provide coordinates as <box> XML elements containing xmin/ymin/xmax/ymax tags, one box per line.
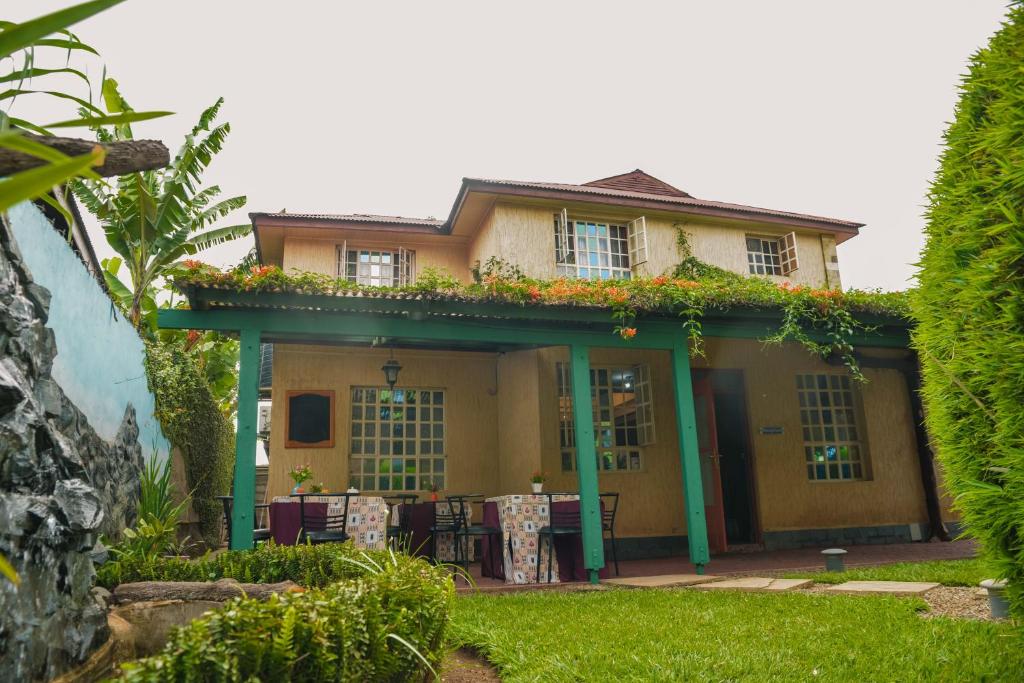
<box><xmin>583</xmin><ymin>169</ymin><xmax>691</xmax><ymax>197</ymax></box>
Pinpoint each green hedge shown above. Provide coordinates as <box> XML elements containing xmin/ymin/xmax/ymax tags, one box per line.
<box><xmin>144</xmin><ymin>340</ymin><xmax>235</xmax><ymax>547</ymax></box>
<box><xmin>97</xmin><ymin>541</ymin><xmax>413</xmax><ymax>589</ymax></box>
<box><xmin>912</xmin><ymin>3</ymin><xmax>1024</xmax><ymax>619</ymax></box>
<box><xmin>118</xmin><ymin>554</ymin><xmax>453</xmax><ymax>682</ymax></box>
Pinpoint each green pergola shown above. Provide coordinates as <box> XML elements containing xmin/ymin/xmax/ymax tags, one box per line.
<box><xmin>158</xmin><ymin>287</ymin><xmax>910</xmax><ymax>582</ymax></box>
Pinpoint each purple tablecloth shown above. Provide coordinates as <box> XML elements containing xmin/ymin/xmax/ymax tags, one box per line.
<box><xmin>270</xmin><ymin>500</ymin><xmax>321</xmax><ymax>545</ymax></box>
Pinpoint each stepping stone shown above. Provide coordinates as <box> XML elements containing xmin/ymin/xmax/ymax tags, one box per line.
<box><xmin>826</xmin><ymin>581</ymin><xmax>940</xmax><ymax>596</ymax></box>
<box><xmin>694</xmin><ymin>577</ymin><xmax>812</xmax><ymax>592</ymax></box>
<box><xmin>603</xmin><ymin>574</ymin><xmax>718</xmax><ymax>588</ymax></box>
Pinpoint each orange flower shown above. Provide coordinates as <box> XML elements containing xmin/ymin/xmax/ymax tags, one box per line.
<box><xmin>620</xmin><ymin>327</ymin><xmax>638</xmax><ymax>340</ymax></box>
<box><xmin>528</xmin><ymin>285</ymin><xmax>542</xmax><ymax>301</ymax></box>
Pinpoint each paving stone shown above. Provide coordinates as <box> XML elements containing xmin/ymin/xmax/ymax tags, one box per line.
<box><xmin>694</xmin><ymin>577</ymin><xmax>812</xmax><ymax>592</ymax></box>
<box><xmin>826</xmin><ymin>580</ymin><xmax>940</xmax><ymax>596</ymax></box>
<box><xmin>602</xmin><ymin>574</ymin><xmax>718</xmax><ymax>588</ymax></box>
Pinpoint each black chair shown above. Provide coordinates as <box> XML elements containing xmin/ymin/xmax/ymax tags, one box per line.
<box><xmin>296</xmin><ymin>493</ymin><xmax>352</xmax><ymax>544</ymax></box>
<box><xmin>536</xmin><ymin>492</ymin><xmax>583</xmax><ymax>584</ymax></box>
<box><xmin>448</xmin><ymin>494</ymin><xmax>501</xmax><ymax>574</ymax></box>
<box><xmin>600</xmin><ymin>492</ymin><xmax>621</xmax><ymax>576</ymax></box>
<box><xmin>383</xmin><ymin>494</ymin><xmax>418</xmax><ymax>550</ymax></box>
<box><xmin>429</xmin><ymin>498</ymin><xmax>459</xmax><ymax>563</ymax></box>
<box><xmin>217</xmin><ymin>495</ymin><xmax>272</xmax><ymax>548</ymax></box>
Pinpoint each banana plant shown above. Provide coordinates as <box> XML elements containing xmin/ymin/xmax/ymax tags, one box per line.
<box><xmin>74</xmin><ymin>79</ymin><xmax>250</xmax><ymax>329</ymax></box>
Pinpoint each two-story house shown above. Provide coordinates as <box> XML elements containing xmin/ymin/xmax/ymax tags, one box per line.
<box><xmin>238</xmin><ymin>169</ymin><xmax>952</xmax><ymax>560</ymax></box>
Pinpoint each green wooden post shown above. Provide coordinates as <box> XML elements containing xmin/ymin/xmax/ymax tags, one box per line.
<box><xmin>670</xmin><ymin>337</ymin><xmax>710</xmax><ymax>573</ymax></box>
<box><xmin>230</xmin><ymin>328</ymin><xmax>261</xmax><ymax>550</ymax></box>
<box><xmin>569</xmin><ymin>344</ymin><xmax>605</xmax><ymax>584</ymax></box>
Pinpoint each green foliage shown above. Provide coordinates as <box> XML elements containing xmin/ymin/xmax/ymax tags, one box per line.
<box><xmin>911</xmin><ymin>3</ymin><xmax>1024</xmax><ymax>619</ymax></box>
<box><xmin>144</xmin><ymin>340</ymin><xmax>234</xmax><ymax>547</ymax></box>
<box><xmin>137</xmin><ymin>449</ymin><xmax>183</xmax><ymax>526</ymax></box>
<box><xmin>452</xmin><ymin>588</ymin><xmax>1024</xmax><ymax>681</ymax></box>
<box><xmin>0</xmin><ymin>1</ymin><xmax>171</xmax><ymax>212</ymax></box>
<box><xmin>175</xmin><ymin>262</ymin><xmax>909</xmax><ymax>377</ymax></box>
<box><xmin>117</xmin><ymin>550</ymin><xmax>453</xmax><ymax>683</ymax></box>
<box><xmin>471</xmin><ymin>256</ymin><xmax>526</xmax><ymax>284</ymax></box>
<box><xmin>783</xmin><ymin>558</ymin><xmax>988</xmax><ymax>587</ymax></box>
<box><xmin>73</xmin><ymin>80</ymin><xmax>249</xmax><ymax>329</ymax></box>
<box><xmin>672</xmin><ymin>224</ymin><xmax>743</xmax><ymax>282</ymax></box>
<box><xmin>96</xmin><ymin>540</ymin><xmax>416</xmax><ymax>589</ymax></box>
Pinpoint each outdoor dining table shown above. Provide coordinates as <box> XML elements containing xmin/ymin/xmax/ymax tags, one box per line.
<box><xmin>480</xmin><ymin>494</ymin><xmax>610</xmax><ymax>585</ymax></box>
<box><xmin>406</xmin><ymin>500</ymin><xmax>474</xmax><ymax>562</ymax></box>
<box><xmin>269</xmin><ymin>495</ymin><xmax>388</xmax><ymax>549</ymax></box>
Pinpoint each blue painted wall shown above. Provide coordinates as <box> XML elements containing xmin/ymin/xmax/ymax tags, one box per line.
<box><xmin>8</xmin><ymin>202</ymin><xmax>169</xmax><ymax>461</ymax></box>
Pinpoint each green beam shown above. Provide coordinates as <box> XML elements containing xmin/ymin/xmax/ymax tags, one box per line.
<box><xmin>569</xmin><ymin>345</ymin><xmax>605</xmax><ymax>584</ymax></box>
<box><xmin>670</xmin><ymin>337</ymin><xmax>710</xmax><ymax>572</ymax></box>
<box><xmin>230</xmin><ymin>328</ymin><xmax>260</xmax><ymax>550</ymax></box>
<box><xmin>159</xmin><ymin>308</ymin><xmax>677</xmax><ymax>350</ymax></box>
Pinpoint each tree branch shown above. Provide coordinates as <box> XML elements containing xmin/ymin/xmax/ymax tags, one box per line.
<box><xmin>0</xmin><ymin>134</ymin><xmax>169</xmax><ymax>177</ymax></box>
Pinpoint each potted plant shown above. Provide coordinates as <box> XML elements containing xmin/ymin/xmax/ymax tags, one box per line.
<box><xmin>288</xmin><ymin>464</ymin><xmax>313</xmax><ymax>494</ymax></box>
<box><xmin>308</xmin><ymin>482</ymin><xmax>325</xmax><ymax>494</ymax></box>
<box><xmin>530</xmin><ymin>471</ymin><xmax>546</xmax><ymax>494</ymax></box>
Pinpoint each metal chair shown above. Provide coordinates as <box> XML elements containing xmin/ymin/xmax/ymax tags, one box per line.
<box><xmin>429</xmin><ymin>498</ymin><xmax>459</xmax><ymax>563</ymax></box>
<box><xmin>536</xmin><ymin>492</ymin><xmax>582</xmax><ymax>583</ymax></box>
<box><xmin>217</xmin><ymin>495</ymin><xmax>271</xmax><ymax>548</ymax></box>
<box><xmin>383</xmin><ymin>494</ymin><xmax>418</xmax><ymax>550</ymax></box>
<box><xmin>296</xmin><ymin>493</ymin><xmax>352</xmax><ymax>544</ymax></box>
<box><xmin>600</xmin><ymin>492</ymin><xmax>621</xmax><ymax>576</ymax></box>
<box><xmin>448</xmin><ymin>494</ymin><xmax>501</xmax><ymax>573</ymax></box>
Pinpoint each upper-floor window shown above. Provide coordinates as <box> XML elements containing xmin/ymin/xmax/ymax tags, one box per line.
<box><xmin>336</xmin><ymin>242</ymin><xmax>415</xmax><ymax>287</ymax></box>
<box><xmin>554</xmin><ymin>211</ymin><xmax>648</xmax><ymax>280</ymax></box>
<box><xmin>746</xmin><ymin>232</ymin><xmax>799</xmax><ymax>276</ymax></box>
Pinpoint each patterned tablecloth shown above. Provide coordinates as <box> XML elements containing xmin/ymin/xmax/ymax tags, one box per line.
<box><xmin>270</xmin><ymin>495</ymin><xmax>388</xmax><ymax>550</ymax></box>
<box><xmin>486</xmin><ymin>494</ymin><xmax>580</xmax><ymax>585</ymax></box>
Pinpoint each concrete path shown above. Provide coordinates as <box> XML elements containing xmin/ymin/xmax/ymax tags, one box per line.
<box><xmin>602</xmin><ymin>574</ymin><xmax>718</xmax><ymax>588</ymax></box>
<box><xmin>694</xmin><ymin>577</ymin><xmax>812</xmax><ymax>592</ymax></box>
<box><xmin>826</xmin><ymin>581</ymin><xmax>940</xmax><ymax>596</ymax></box>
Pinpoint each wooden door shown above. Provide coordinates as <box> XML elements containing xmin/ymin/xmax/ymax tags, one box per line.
<box><xmin>692</xmin><ymin>373</ymin><xmax>727</xmax><ymax>554</ymax></box>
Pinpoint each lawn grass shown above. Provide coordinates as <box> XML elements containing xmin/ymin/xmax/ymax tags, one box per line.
<box><xmin>782</xmin><ymin>558</ymin><xmax>988</xmax><ymax>586</ymax></box>
<box><xmin>451</xmin><ymin>587</ymin><xmax>1021</xmax><ymax>682</ymax></box>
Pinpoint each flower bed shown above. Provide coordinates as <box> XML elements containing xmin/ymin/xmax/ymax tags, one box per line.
<box><xmin>97</xmin><ymin>540</ymin><xmax>423</xmax><ymax>589</ymax></box>
<box><xmin>117</xmin><ymin>554</ymin><xmax>453</xmax><ymax>681</ymax></box>
<box><xmin>174</xmin><ymin>262</ymin><xmax>911</xmax><ymax>376</ymax></box>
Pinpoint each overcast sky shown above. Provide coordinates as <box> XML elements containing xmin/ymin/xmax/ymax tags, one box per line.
<box><xmin>11</xmin><ymin>1</ymin><xmax>1010</xmax><ymax>290</ymax></box>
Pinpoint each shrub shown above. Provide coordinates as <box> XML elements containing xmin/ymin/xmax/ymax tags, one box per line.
<box><xmin>118</xmin><ymin>554</ymin><xmax>453</xmax><ymax>682</ymax></box>
<box><xmin>912</xmin><ymin>4</ymin><xmax>1024</xmax><ymax>618</ymax></box>
<box><xmin>144</xmin><ymin>341</ymin><xmax>235</xmax><ymax>547</ymax></box>
<box><xmin>97</xmin><ymin>540</ymin><xmax>418</xmax><ymax>589</ymax></box>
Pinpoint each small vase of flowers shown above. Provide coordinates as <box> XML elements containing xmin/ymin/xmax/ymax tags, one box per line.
<box><xmin>289</xmin><ymin>464</ymin><xmax>313</xmax><ymax>494</ymax></box>
<box><xmin>429</xmin><ymin>482</ymin><xmax>440</xmax><ymax>502</ymax></box>
<box><xmin>530</xmin><ymin>470</ymin><xmax>546</xmax><ymax>494</ymax></box>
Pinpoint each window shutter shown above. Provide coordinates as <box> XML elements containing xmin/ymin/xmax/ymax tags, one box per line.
<box><xmin>633</xmin><ymin>363</ymin><xmax>656</xmax><ymax>445</ymax></box>
<box><xmin>337</xmin><ymin>240</ymin><xmax>348</xmax><ymax>278</ymax></box>
<box><xmin>398</xmin><ymin>247</ymin><xmax>415</xmax><ymax>286</ymax></box>
<box><xmin>628</xmin><ymin>216</ymin><xmax>648</xmax><ymax>268</ymax></box>
<box><xmin>556</xmin><ymin>209</ymin><xmax>570</xmax><ymax>264</ymax></box>
<box><xmin>780</xmin><ymin>231</ymin><xmax>799</xmax><ymax>275</ymax></box>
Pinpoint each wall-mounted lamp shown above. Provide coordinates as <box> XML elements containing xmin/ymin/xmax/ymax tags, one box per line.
<box><xmin>381</xmin><ymin>348</ymin><xmax>402</xmax><ymax>390</ymax></box>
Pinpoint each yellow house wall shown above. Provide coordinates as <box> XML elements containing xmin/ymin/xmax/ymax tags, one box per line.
<box><xmin>464</xmin><ymin>202</ymin><xmax>835</xmax><ymax>287</ymax></box>
<box><xmin>267</xmin><ymin>345</ymin><xmax>500</xmax><ymax>500</ymax></box>
<box><xmin>496</xmin><ymin>350</ymin><xmax>543</xmax><ymax>492</ymax></box>
<box><xmin>281</xmin><ymin>235</ymin><xmax>473</xmax><ymax>282</ymax></box>
<box><xmin>269</xmin><ymin>339</ymin><xmax>931</xmax><ymax>541</ymax></box>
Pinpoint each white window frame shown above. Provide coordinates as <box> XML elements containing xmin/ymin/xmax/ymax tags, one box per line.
<box><xmin>627</xmin><ymin>216</ymin><xmax>648</xmax><ymax>270</ymax></box>
<box><xmin>348</xmin><ymin>386</ymin><xmax>446</xmax><ymax>492</ymax></box>
<box><xmin>746</xmin><ymin>235</ymin><xmax>783</xmax><ymax>276</ymax></box>
<box><xmin>556</xmin><ymin>362</ymin><xmax>654</xmax><ymax>473</ymax></box>
<box><xmin>797</xmin><ymin>373</ymin><xmax>867</xmax><ymax>482</ymax></box>
<box><xmin>553</xmin><ymin>212</ymin><xmax>635</xmax><ymax>280</ymax></box>
<box><xmin>337</xmin><ymin>242</ymin><xmax>416</xmax><ymax>286</ymax></box>
<box><xmin>779</xmin><ymin>231</ymin><xmax>799</xmax><ymax>275</ymax></box>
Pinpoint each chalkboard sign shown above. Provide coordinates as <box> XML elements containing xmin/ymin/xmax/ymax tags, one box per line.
<box><xmin>285</xmin><ymin>390</ymin><xmax>334</xmax><ymax>448</ymax></box>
